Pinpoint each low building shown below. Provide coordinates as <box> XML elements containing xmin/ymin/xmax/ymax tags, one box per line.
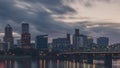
<box><xmin>52</xmin><ymin>38</ymin><xmax>70</xmax><ymax>51</ymax></box>
<box><xmin>97</xmin><ymin>37</ymin><xmax>109</xmax><ymax>47</ymax></box>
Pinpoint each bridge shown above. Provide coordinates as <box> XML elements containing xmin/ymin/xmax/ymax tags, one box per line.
<box><xmin>56</xmin><ymin>51</ymin><xmax>120</xmax><ymax>68</ymax></box>
<box><xmin>39</xmin><ymin>51</ymin><xmax>120</xmax><ymax>68</ymax></box>
<box><xmin>59</xmin><ymin>51</ymin><xmax>120</xmax><ymax>55</ymax></box>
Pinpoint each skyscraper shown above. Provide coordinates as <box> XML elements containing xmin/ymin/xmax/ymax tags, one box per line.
<box><xmin>75</xmin><ymin>29</ymin><xmax>80</xmax><ymax>36</ymax></box>
<box><xmin>73</xmin><ymin>29</ymin><xmax>87</xmax><ymax>48</ymax></box>
<box><xmin>21</xmin><ymin>23</ymin><xmax>31</xmax><ymax>49</ymax></box>
<box><xmin>22</xmin><ymin>23</ymin><xmax>29</xmax><ymax>34</ymax></box>
<box><xmin>35</xmin><ymin>35</ymin><xmax>48</xmax><ymax>51</ymax></box>
<box><xmin>67</xmin><ymin>34</ymin><xmax>71</xmax><ymax>44</ymax></box>
<box><xmin>86</xmin><ymin>36</ymin><xmax>94</xmax><ymax>46</ymax></box>
<box><xmin>73</xmin><ymin>29</ymin><xmax>81</xmax><ymax>48</ymax></box>
<box><xmin>3</xmin><ymin>24</ymin><xmax>14</xmax><ymax>49</ymax></box>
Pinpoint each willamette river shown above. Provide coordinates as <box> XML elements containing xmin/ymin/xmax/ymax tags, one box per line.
<box><xmin>0</xmin><ymin>59</ymin><xmax>120</xmax><ymax>68</ymax></box>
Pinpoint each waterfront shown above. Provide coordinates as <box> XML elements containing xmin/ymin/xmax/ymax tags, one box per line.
<box><xmin>0</xmin><ymin>58</ymin><xmax>120</xmax><ymax>68</ymax></box>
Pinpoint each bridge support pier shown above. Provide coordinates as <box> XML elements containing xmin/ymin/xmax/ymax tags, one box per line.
<box><xmin>79</xmin><ymin>55</ymin><xmax>84</xmax><ymax>63</ymax></box>
<box><xmin>86</xmin><ymin>54</ymin><xmax>93</xmax><ymax>64</ymax></box>
<box><xmin>74</xmin><ymin>54</ymin><xmax>83</xmax><ymax>63</ymax></box>
<box><xmin>104</xmin><ymin>54</ymin><xmax>112</xmax><ymax>68</ymax></box>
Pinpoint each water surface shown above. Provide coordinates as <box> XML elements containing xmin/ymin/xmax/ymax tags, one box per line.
<box><xmin>0</xmin><ymin>59</ymin><xmax>119</xmax><ymax>68</ymax></box>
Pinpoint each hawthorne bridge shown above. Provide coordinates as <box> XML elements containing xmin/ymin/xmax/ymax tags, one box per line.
<box><xmin>52</xmin><ymin>51</ymin><xmax>120</xmax><ymax>68</ymax></box>
<box><xmin>59</xmin><ymin>51</ymin><xmax>120</xmax><ymax>55</ymax></box>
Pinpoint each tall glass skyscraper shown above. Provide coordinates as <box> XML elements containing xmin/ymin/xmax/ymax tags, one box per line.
<box><xmin>73</xmin><ymin>29</ymin><xmax>87</xmax><ymax>48</ymax></box>
<box><xmin>21</xmin><ymin>23</ymin><xmax>31</xmax><ymax>49</ymax></box>
<box><xmin>73</xmin><ymin>29</ymin><xmax>81</xmax><ymax>47</ymax></box>
<box><xmin>3</xmin><ymin>24</ymin><xmax>14</xmax><ymax>49</ymax></box>
<box><xmin>22</xmin><ymin>23</ymin><xmax>29</xmax><ymax>34</ymax></box>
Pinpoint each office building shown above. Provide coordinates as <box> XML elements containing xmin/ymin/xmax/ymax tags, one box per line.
<box><xmin>30</xmin><ymin>43</ymin><xmax>36</xmax><ymax>49</ymax></box>
<box><xmin>21</xmin><ymin>23</ymin><xmax>31</xmax><ymax>49</ymax></box>
<box><xmin>16</xmin><ymin>39</ymin><xmax>21</xmax><ymax>48</ymax></box>
<box><xmin>52</xmin><ymin>34</ymin><xmax>71</xmax><ymax>51</ymax></box>
<box><xmin>3</xmin><ymin>24</ymin><xmax>14</xmax><ymax>49</ymax></box>
<box><xmin>97</xmin><ymin>37</ymin><xmax>109</xmax><ymax>46</ymax></box>
<box><xmin>52</xmin><ymin>38</ymin><xmax>70</xmax><ymax>50</ymax></box>
<box><xmin>73</xmin><ymin>29</ymin><xmax>88</xmax><ymax>48</ymax></box>
<box><xmin>0</xmin><ymin>39</ymin><xmax>5</xmax><ymax>51</ymax></box>
<box><xmin>73</xmin><ymin>29</ymin><xmax>80</xmax><ymax>47</ymax></box>
<box><xmin>87</xmin><ymin>36</ymin><xmax>94</xmax><ymax>46</ymax></box>
<box><xmin>67</xmin><ymin>34</ymin><xmax>71</xmax><ymax>44</ymax></box>
<box><xmin>35</xmin><ymin>35</ymin><xmax>48</xmax><ymax>51</ymax></box>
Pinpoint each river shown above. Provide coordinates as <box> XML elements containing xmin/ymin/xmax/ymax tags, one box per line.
<box><xmin>0</xmin><ymin>59</ymin><xmax>119</xmax><ymax>68</ymax></box>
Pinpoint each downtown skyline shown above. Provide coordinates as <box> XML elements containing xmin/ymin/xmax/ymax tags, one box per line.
<box><xmin>0</xmin><ymin>0</ymin><xmax>120</xmax><ymax>44</ymax></box>
<box><xmin>0</xmin><ymin>23</ymin><xmax>109</xmax><ymax>47</ymax></box>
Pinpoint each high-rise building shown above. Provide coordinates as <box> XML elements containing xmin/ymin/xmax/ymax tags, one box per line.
<box><xmin>73</xmin><ymin>29</ymin><xmax>87</xmax><ymax>48</ymax></box>
<box><xmin>35</xmin><ymin>35</ymin><xmax>48</xmax><ymax>51</ymax></box>
<box><xmin>75</xmin><ymin>29</ymin><xmax>80</xmax><ymax>36</ymax></box>
<box><xmin>22</xmin><ymin>23</ymin><xmax>29</xmax><ymax>34</ymax></box>
<box><xmin>97</xmin><ymin>37</ymin><xmax>109</xmax><ymax>46</ymax></box>
<box><xmin>87</xmin><ymin>36</ymin><xmax>94</xmax><ymax>46</ymax></box>
<box><xmin>21</xmin><ymin>23</ymin><xmax>31</xmax><ymax>49</ymax></box>
<box><xmin>79</xmin><ymin>34</ymin><xmax>87</xmax><ymax>47</ymax></box>
<box><xmin>67</xmin><ymin>34</ymin><xmax>71</xmax><ymax>44</ymax></box>
<box><xmin>73</xmin><ymin>29</ymin><xmax>80</xmax><ymax>47</ymax></box>
<box><xmin>3</xmin><ymin>24</ymin><xmax>14</xmax><ymax>49</ymax></box>
<box><xmin>0</xmin><ymin>39</ymin><xmax>5</xmax><ymax>51</ymax></box>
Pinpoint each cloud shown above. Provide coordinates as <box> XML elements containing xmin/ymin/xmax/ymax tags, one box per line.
<box><xmin>62</xmin><ymin>0</ymin><xmax>120</xmax><ymax>23</ymax></box>
<box><xmin>0</xmin><ymin>0</ymin><xmax>75</xmax><ymax>41</ymax></box>
<box><xmin>63</xmin><ymin>0</ymin><xmax>113</xmax><ymax>8</ymax></box>
<box><xmin>0</xmin><ymin>0</ymin><xmax>120</xmax><ymax>44</ymax></box>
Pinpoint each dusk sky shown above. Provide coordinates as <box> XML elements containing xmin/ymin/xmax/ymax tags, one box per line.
<box><xmin>0</xmin><ymin>0</ymin><xmax>120</xmax><ymax>44</ymax></box>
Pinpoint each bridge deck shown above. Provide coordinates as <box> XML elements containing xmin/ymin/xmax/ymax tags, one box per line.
<box><xmin>59</xmin><ymin>52</ymin><xmax>120</xmax><ymax>55</ymax></box>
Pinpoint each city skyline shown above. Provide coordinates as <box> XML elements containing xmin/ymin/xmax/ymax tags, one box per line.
<box><xmin>0</xmin><ymin>23</ymin><xmax>114</xmax><ymax>45</ymax></box>
<box><xmin>0</xmin><ymin>0</ymin><xmax>120</xmax><ymax>44</ymax></box>
<box><xmin>0</xmin><ymin>23</ymin><xmax>111</xmax><ymax>52</ymax></box>
<box><xmin>0</xmin><ymin>1</ymin><xmax>120</xmax><ymax>68</ymax></box>
<box><xmin>0</xmin><ymin>23</ymin><xmax>110</xmax><ymax>47</ymax></box>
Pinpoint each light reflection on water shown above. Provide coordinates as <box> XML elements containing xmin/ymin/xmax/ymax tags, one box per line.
<box><xmin>0</xmin><ymin>59</ymin><xmax>119</xmax><ymax>68</ymax></box>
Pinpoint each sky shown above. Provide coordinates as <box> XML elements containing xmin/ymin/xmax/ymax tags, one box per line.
<box><xmin>0</xmin><ymin>0</ymin><xmax>120</xmax><ymax>44</ymax></box>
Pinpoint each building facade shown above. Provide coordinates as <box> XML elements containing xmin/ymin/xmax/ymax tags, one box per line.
<box><xmin>52</xmin><ymin>34</ymin><xmax>71</xmax><ymax>51</ymax></box>
<box><xmin>72</xmin><ymin>29</ymin><xmax>89</xmax><ymax>49</ymax></box>
<box><xmin>21</xmin><ymin>23</ymin><xmax>31</xmax><ymax>49</ymax></box>
<box><xmin>97</xmin><ymin>37</ymin><xmax>109</xmax><ymax>46</ymax></box>
<box><xmin>73</xmin><ymin>29</ymin><xmax>80</xmax><ymax>47</ymax></box>
<box><xmin>3</xmin><ymin>24</ymin><xmax>14</xmax><ymax>49</ymax></box>
<box><xmin>87</xmin><ymin>36</ymin><xmax>94</xmax><ymax>46</ymax></box>
<box><xmin>16</xmin><ymin>39</ymin><xmax>21</xmax><ymax>48</ymax></box>
<box><xmin>52</xmin><ymin>38</ymin><xmax>70</xmax><ymax>50</ymax></box>
<box><xmin>67</xmin><ymin>34</ymin><xmax>71</xmax><ymax>44</ymax></box>
<box><xmin>35</xmin><ymin>35</ymin><xmax>48</xmax><ymax>51</ymax></box>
